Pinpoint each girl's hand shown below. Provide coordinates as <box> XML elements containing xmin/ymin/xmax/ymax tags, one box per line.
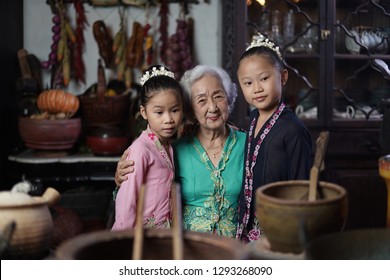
<box><xmin>114</xmin><ymin>149</ymin><xmax>135</xmax><ymax>187</ymax></box>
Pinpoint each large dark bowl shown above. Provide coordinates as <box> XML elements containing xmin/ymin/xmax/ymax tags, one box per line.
<box><xmin>55</xmin><ymin>229</ymin><xmax>249</xmax><ymax>260</ymax></box>
<box><xmin>18</xmin><ymin>117</ymin><xmax>81</xmax><ymax>150</ymax></box>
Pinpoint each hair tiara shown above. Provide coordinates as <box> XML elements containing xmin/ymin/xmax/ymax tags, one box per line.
<box><xmin>140</xmin><ymin>66</ymin><xmax>175</xmax><ymax>86</ymax></box>
<box><xmin>246</xmin><ymin>33</ymin><xmax>283</xmax><ymax>60</ymax></box>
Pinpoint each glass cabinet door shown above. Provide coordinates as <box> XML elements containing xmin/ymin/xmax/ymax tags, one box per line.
<box><xmin>333</xmin><ymin>0</ymin><xmax>390</xmax><ymax>123</ymax></box>
<box><xmin>246</xmin><ymin>0</ymin><xmax>323</xmax><ymax>123</ymax></box>
<box><xmin>246</xmin><ymin>0</ymin><xmax>390</xmax><ymax>126</ymax></box>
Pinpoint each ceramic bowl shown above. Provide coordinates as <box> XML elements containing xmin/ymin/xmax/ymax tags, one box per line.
<box><xmin>345</xmin><ymin>29</ymin><xmax>361</xmax><ymax>54</ymax></box>
<box><xmin>86</xmin><ymin>136</ymin><xmax>129</xmax><ymax>156</ymax></box>
<box><xmin>85</xmin><ymin>125</ymin><xmax>129</xmax><ymax>156</ymax></box>
<box><xmin>18</xmin><ymin>117</ymin><xmax>81</xmax><ymax>150</ymax></box>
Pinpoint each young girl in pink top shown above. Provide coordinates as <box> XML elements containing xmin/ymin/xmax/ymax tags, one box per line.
<box><xmin>112</xmin><ymin>66</ymin><xmax>184</xmax><ymax>230</ymax></box>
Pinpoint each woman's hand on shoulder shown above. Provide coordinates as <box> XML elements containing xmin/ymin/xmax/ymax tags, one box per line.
<box><xmin>115</xmin><ymin>149</ymin><xmax>135</xmax><ymax>187</ymax></box>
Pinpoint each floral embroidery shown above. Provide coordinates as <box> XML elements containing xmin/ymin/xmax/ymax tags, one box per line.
<box><xmin>143</xmin><ymin>126</ymin><xmax>174</xmax><ymax>229</ymax></box>
<box><xmin>163</xmin><ymin>217</ymin><xmax>172</xmax><ymax>229</ymax></box>
<box><xmin>145</xmin><ymin>215</ymin><xmax>156</xmax><ymax>228</ymax></box>
<box><xmin>186</xmin><ymin>128</ymin><xmax>238</xmax><ymax>237</ymax></box>
<box><xmin>112</xmin><ymin>186</ymin><xmax>119</xmax><ymax>201</ymax></box>
<box><xmin>146</xmin><ymin>127</ymin><xmax>173</xmax><ymax>172</ymax></box>
<box><xmin>145</xmin><ymin>213</ymin><xmax>171</xmax><ymax>229</ymax></box>
<box><xmin>236</xmin><ymin>102</ymin><xmax>285</xmax><ymax>241</ymax></box>
<box><xmin>183</xmin><ymin>196</ymin><xmax>237</xmax><ymax>238</ymax></box>
<box><xmin>247</xmin><ymin>218</ymin><xmax>261</xmax><ymax>242</ymax></box>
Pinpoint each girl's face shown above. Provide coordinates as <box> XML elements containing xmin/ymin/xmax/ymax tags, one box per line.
<box><xmin>237</xmin><ymin>54</ymin><xmax>288</xmax><ymax>114</ymax></box>
<box><xmin>140</xmin><ymin>89</ymin><xmax>183</xmax><ymax>142</ymax></box>
<box><xmin>190</xmin><ymin>74</ymin><xmax>229</xmax><ymax>131</ymax></box>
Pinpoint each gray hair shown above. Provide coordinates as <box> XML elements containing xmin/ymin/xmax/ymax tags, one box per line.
<box><xmin>180</xmin><ymin>65</ymin><xmax>238</xmax><ymax>114</ymax></box>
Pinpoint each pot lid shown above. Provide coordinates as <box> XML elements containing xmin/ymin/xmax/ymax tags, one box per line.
<box><xmin>0</xmin><ymin>191</ymin><xmax>44</xmax><ymax>208</ymax></box>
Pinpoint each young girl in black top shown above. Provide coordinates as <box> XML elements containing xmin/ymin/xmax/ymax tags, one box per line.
<box><xmin>236</xmin><ymin>35</ymin><xmax>313</xmax><ymax>242</ymax></box>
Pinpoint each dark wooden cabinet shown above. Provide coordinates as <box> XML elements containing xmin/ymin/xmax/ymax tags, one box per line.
<box><xmin>0</xmin><ymin>0</ymin><xmax>24</xmax><ymax>189</ymax></box>
<box><xmin>223</xmin><ymin>0</ymin><xmax>390</xmax><ymax>229</ymax></box>
<box><xmin>7</xmin><ymin>150</ymin><xmax>119</xmax><ymax>188</ymax></box>
<box><xmin>7</xmin><ymin>150</ymin><xmax>118</xmax><ymax>230</ymax></box>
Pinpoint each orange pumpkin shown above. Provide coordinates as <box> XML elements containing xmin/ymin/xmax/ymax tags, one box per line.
<box><xmin>37</xmin><ymin>89</ymin><xmax>79</xmax><ymax>118</ymax></box>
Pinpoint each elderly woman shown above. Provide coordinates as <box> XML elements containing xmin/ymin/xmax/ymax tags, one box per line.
<box><xmin>115</xmin><ymin>65</ymin><xmax>246</xmax><ymax>237</ymax></box>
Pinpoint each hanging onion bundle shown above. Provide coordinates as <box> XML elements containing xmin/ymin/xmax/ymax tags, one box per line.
<box><xmin>159</xmin><ymin>0</ymin><xmax>169</xmax><ymax>64</ymax></box>
<box><xmin>165</xmin><ymin>18</ymin><xmax>194</xmax><ymax>79</ymax></box>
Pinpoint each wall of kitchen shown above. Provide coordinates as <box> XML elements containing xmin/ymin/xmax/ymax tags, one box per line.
<box><xmin>23</xmin><ymin>0</ymin><xmax>222</xmax><ymax>95</ymax></box>
<box><xmin>0</xmin><ymin>1</ymin><xmax>222</xmax><ymax>189</ymax></box>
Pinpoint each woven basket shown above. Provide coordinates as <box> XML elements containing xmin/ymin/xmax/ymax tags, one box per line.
<box><xmin>51</xmin><ymin>206</ymin><xmax>84</xmax><ymax>249</ymax></box>
<box><xmin>57</xmin><ymin>186</ymin><xmax>113</xmax><ymax>221</ymax></box>
<box><xmin>79</xmin><ymin>59</ymin><xmax>130</xmax><ymax>125</ymax></box>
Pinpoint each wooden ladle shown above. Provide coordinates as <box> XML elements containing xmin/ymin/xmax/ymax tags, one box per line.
<box><xmin>132</xmin><ymin>183</ymin><xmax>146</xmax><ymax>260</ymax></box>
<box><xmin>132</xmin><ymin>182</ymin><xmax>184</xmax><ymax>260</ymax></box>
<box><xmin>308</xmin><ymin>131</ymin><xmax>330</xmax><ymax>201</ymax></box>
<box><xmin>171</xmin><ymin>183</ymin><xmax>184</xmax><ymax>260</ymax></box>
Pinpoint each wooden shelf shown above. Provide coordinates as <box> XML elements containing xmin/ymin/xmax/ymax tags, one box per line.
<box><xmin>46</xmin><ymin>0</ymin><xmax>201</xmax><ymax>6</ymax></box>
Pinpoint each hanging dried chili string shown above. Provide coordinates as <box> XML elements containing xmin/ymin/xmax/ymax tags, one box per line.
<box><xmin>142</xmin><ymin>5</ymin><xmax>154</xmax><ymax>71</ymax></box>
<box><xmin>73</xmin><ymin>0</ymin><xmax>87</xmax><ymax>85</ymax></box>
<box><xmin>143</xmin><ymin>24</ymin><xmax>154</xmax><ymax>68</ymax></box>
<box><xmin>53</xmin><ymin>2</ymin><xmax>69</xmax><ymax>87</ymax></box>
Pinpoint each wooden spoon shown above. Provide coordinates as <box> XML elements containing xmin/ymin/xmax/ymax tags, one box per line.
<box><xmin>132</xmin><ymin>183</ymin><xmax>146</xmax><ymax>260</ymax></box>
<box><xmin>308</xmin><ymin>131</ymin><xmax>330</xmax><ymax>201</ymax></box>
<box><xmin>0</xmin><ymin>221</ymin><xmax>16</xmax><ymax>258</ymax></box>
<box><xmin>171</xmin><ymin>183</ymin><xmax>184</xmax><ymax>260</ymax></box>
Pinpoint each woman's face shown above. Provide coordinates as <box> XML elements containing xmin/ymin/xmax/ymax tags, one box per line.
<box><xmin>190</xmin><ymin>74</ymin><xmax>229</xmax><ymax>131</ymax></box>
<box><xmin>237</xmin><ymin>54</ymin><xmax>288</xmax><ymax>114</ymax></box>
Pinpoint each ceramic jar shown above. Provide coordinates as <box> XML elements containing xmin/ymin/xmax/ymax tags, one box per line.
<box><xmin>345</xmin><ymin>27</ymin><xmax>389</xmax><ymax>54</ymax></box>
<box><xmin>0</xmin><ymin>187</ymin><xmax>60</xmax><ymax>259</ymax></box>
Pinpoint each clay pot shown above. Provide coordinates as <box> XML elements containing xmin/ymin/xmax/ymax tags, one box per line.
<box><xmin>55</xmin><ymin>229</ymin><xmax>249</xmax><ymax>260</ymax></box>
<box><xmin>86</xmin><ymin>125</ymin><xmax>129</xmax><ymax>155</ymax></box>
<box><xmin>256</xmin><ymin>180</ymin><xmax>348</xmax><ymax>254</ymax></box>
<box><xmin>18</xmin><ymin>117</ymin><xmax>81</xmax><ymax>150</ymax></box>
<box><xmin>0</xmin><ymin>187</ymin><xmax>61</xmax><ymax>259</ymax></box>
<box><xmin>86</xmin><ymin>136</ymin><xmax>129</xmax><ymax>156</ymax></box>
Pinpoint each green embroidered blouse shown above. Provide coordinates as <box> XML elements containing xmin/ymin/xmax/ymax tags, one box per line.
<box><xmin>173</xmin><ymin>127</ymin><xmax>246</xmax><ymax>238</ymax></box>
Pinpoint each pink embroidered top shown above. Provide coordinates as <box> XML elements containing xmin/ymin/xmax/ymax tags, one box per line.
<box><xmin>112</xmin><ymin>127</ymin><xmax>174</xmax><ymax>230</ymax></box>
